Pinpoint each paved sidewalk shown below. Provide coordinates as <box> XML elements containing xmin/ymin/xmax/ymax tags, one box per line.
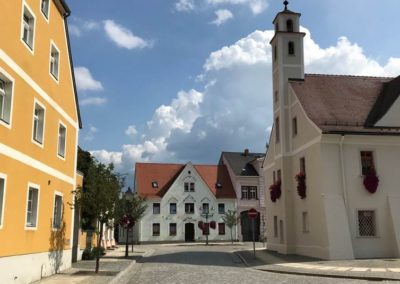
<box><xmin>35</xmin><ymin>246</ymin><xmax>150</xmax><ymax>284</ymax></box>
<box><xmin>235</xmin><ymin>245</ymin><xmax>400</xmax><ymax>281</ymax></box>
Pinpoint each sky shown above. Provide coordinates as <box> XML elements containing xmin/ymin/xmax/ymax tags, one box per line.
<box><xmin>67</xmin><ymin>0</ymin><xmax>400</xmax><ymax>183</ymax></box>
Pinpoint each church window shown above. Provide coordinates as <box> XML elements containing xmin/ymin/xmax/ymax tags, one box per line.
<box><xmin>288</xmin><ymin>41</ymin><xmax>295</xmax><ymax>55</ymax></box>
<box><xmin>286</xmin><ymin>19</ymin><xmax>293</xmax><ymax>32</ymax></box>
<box><xmin>358</xmin><ymin>210</ymin><xmax>376</xmax><ymax>237</ymax></box>
<box><xmin>275</xmin><ymin>117</ymin><xmax>280</xmax><ymax>143</ymax></box>
<box><xmin>360</xmin><ymin>151</ymin><xmax>375</xmax><ymax>175</ymax></box>
<box><xmin>275</xmin><ymin>23</ymin><xmax>279</xmax><ymax>32</ymax></box>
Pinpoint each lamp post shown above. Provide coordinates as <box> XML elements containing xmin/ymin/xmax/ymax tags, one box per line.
<box><xmin>199</xmin><ymin>205</ymin><xmax>214</xmax><ymax>245</ymax></box>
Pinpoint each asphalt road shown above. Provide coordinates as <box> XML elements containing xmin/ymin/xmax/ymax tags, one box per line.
<box><xmin>121</xmin><ymin>244</ymin><xmax>374</xmax><ymax>284</ymax></box>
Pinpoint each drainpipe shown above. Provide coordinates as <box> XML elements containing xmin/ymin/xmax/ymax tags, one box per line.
<box><xmin>339</xmin><ymin>134</ymin><xmax>348</xmax><ymax>208</ymax></box>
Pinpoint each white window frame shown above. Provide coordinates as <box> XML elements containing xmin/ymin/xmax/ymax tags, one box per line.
<box><xmin>40</xmin><ymin>0</ymin><xmax>50</xmax><ymax>21</ymax></box>
<box><xmin>32</xmin><ymin>100</ymin><xmax>46</xmax><ymax>147</ymax></box>
<box><xmin>359</xmin><ymin>149</ymin><xmax>377</xmax><ymax>176</ymax></box>
<box><xmin>0</xmin><ymin>68</ymin><xmax>15</xmax><ymax>129</ymax></box>
<box><xmin>0</xmin><ymin>173</ymin><xmax>7</xmax><ymax>230</ymax></box>
<box><xmin>25</xmin><ymin>183</ymin><xmax>40</xmax><ymax>230</ymax></box>
<box><xmin>21</xmin><ymin>3</ymin><xmax>36</xmax><ymax>53</ymax></box>
<box><xmin>49</xmin><ymin>41</ymin><xmax>60</xmax><ymax>82</ymax></box>
<box><xmin>57</xmin><ymin>121</ymin><xmax>67</xmax><ymax>159</ymax></box>
<box><xmin>356</xmin><ymin>209</ymin><xmax>378</xmax><ymax>238</ymax></box>
<box><xmin>52</xmin><ymin>191</ymin><xmax>63</xmax><ymax>229</ymax></box>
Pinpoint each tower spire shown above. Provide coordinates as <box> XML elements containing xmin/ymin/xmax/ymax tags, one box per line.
<box><xmin>284</xmin><ymin>0</ymin><xmax>289</xmax><ymax>10</ymax></box>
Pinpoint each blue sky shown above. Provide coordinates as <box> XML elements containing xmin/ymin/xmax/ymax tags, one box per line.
<box><xmin>68</xmin><ymin>0</ymin><xmax>400</xmax><ymax>178</ymax></box>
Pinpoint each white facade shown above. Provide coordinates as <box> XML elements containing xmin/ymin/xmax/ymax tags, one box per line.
<box><xmin>263</xmin><ymin>5</ymin><xmax>400</xmax><ymax>260</ymax></box>
<box><xmin>138</xmin><ymin>163</ymin><xmax>237</xmax><ymax>242</ymax></box>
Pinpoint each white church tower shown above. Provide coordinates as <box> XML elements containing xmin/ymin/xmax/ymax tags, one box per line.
<box><xmin>268</xmin><ymin>1</ymin><xmax>306</xmax><ymax>254</ymax></box>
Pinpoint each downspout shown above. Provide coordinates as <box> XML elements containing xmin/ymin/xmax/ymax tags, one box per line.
<box><xmin>339</xmin><ymin>135</ymin><xmax>348</xmax><ymax>208</ymax></box>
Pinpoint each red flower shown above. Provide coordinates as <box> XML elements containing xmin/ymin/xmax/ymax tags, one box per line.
<box><xmin>363</xmin><ymin>168</ymin><xmax>379</xmax><ymax>194</ymax></box>
<box><xmin>210</xmin><ymin>221</ymin><xmax>216</xmax><ymax>230</ymax></box>
<box><xmin>295</xmin><ymin>172</ymin><xmax>306</xmax><ymax>199</ymax></box>
<box><xmin>269</xmin><ymin>180</ymin><xmax>281</xmax><ymax>202</ymax></box>
<box><xmin>198</xmin><ymin>221</ymin><xmax>204</xmax><ymax>230</ymax></box>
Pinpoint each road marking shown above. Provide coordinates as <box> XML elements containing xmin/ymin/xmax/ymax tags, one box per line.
<box><xmin>370</xmin><ymin>268</ymin><xmax>387</xmax><ymax>272</ymax></box>
<box><xmin>351</xmin><ymin>268</ymin><xmax>369</xmax><ymax>272</ymax></box>
<box><xmin>388</xmin><ymin>268</ymin><xmax>400</xmax><ymax>272</ymax></box>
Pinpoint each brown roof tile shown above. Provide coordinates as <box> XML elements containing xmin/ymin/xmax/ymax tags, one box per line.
<box><xmin>135</xmin><ymin>163</ymin><xmax>236</xmax><ymax>199</ymax></box>
<box><xmin>290</xmin><ymin>74</ymin><xmax>400</xmax><ymax>135</ymax></box>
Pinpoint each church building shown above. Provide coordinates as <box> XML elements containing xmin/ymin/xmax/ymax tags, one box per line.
<box><xmin>263</xmin><ymin>1</ymin><xmax>400</xmax><ymax>259</ymax></box>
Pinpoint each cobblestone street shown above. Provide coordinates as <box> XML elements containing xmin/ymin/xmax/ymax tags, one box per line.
<box><xmin>120</xmin><ymin>244</ymin><xmax>375</xmax><ymax>284</ymax></box>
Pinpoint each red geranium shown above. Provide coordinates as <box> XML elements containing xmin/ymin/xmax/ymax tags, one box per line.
<box><xmin>295</xmin><ymin>172</ymin><xmax>306</xmax><ymax>199</ymax></box>
<box><xmin>363</xmin><ymin>168</ymin><xmax>379</xmax><ymax>194</ymax></box>
<box><xmin>269</xmin><ymin>180</ymin><xmax>281</xmax><ymax>202</ymax></box>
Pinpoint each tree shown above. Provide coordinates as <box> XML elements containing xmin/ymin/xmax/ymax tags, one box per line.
<box><xmin>223</xmin><ymin>210</ymin><xmax>239</xmax><ymax>244</ymax></box>
<box><xmin>115</xmin><ymin>189</ymin><xmax>147</xmax><ymax>257</ymax></box>
<box><xmin>76</xmin><ymin>160</ymin><xmax>120</xmax><ymax>273</ymax></box>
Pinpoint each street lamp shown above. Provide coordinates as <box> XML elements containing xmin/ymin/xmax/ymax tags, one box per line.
<box><xmin>199</xmin><ymin>205</ymin><xmax>214</xmax><ymax>245</ymax></box>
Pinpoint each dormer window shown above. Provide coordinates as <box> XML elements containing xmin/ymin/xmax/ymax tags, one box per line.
<box><xmin>286</xmin><ymin>19</ymin><xmax>293</xmax><ymax>32</ymax></box>
<box><xmin>152</xmin><ymin>181</ymin><xmax>158</xmax><ymax>188</ymax></box>
<box><xmin>288</xmin><ymin>41</ymin><xmax>295</xmax><ymax>55</ymax></box>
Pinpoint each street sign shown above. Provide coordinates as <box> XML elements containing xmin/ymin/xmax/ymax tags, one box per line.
<box><xmin>248</xmin><ymin>208</ymin><xmax>258</xmax><ymax>219</ymax></box>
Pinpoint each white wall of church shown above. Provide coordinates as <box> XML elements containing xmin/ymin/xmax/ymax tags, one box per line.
<box><xmin>139</xmin><ymin>163</ymin><xmax>237</xmax><ymax>243</ymax></box>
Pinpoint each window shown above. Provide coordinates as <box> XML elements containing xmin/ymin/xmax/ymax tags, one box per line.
<box><xmin>57</xmin><ymin>123</ymin><xmax>66</xmax><ymax>158</ymax></box>
<box><xmin>288</xmin><ymin>41</ymin><xmax>295</xmax><ymax>55</ymax></box>
<box><xmin>277</xmin><ymin>170</ymin><xmax>282</xmax><ymax>182</ymax></box>
<box><xmin>33</xmin><ymin>103</ymin><xmax>45</xmax><ymax>144</ymax></box>
<box><xmin>153</xmin><ymin>203</ymin><xmax>160</xmax><ymax>214</ymax></box>
<box><xmin>241</xmin><ymin>186</ymin><xmax>257</xmax><ymax>200</ymax></box>
<box><xmin>274</xmin><ymin>45</ymin><xmax>277</xmax><ymax>61</ymax></box>
<box><xmin>275</xmin><ymin>117</ymin><xmax>280</xmax><ymax>143</ymax></box>
<box><xmin>273</xmin><ymin>171</ymin><xmax>276</xmax><ymax>184</ymax></box>
<box><xmin>185</xmin><ymin>203</ymin><xmax>194</xmax><ymax>214</ymax></box>
<box><xmin>26</xmin><ymin>186</ymin><xmax>39</xmax><ymax>227</ymax></box>
<box><xmin>273</xmin><ymin>216</ymin><xmax>278</xmax><ymax>237</ymax></box>
<box><xmin>41</xmin><ymin>0</ymin><xmax>49</xmax><ymax>19</ymax></box>
<box><xmin>151</xmin><ymin>181</ymin><xmax>158</xmax><ymax>188</ymax></box>
<box><xmin>170</xmin><ymin>203</ymin><xmax>177</xmax><ymax>214</ymax></box>
<box><xmin>249</xmin><ymin>187</ymin><xmax>257</xmax><ymax>199</ymax></box>
<box><xmin>22</xmin><ymin>6</ymin><xmax>35</xmax><ymax>50</ymax></box>
<box><xmin>50</xmin><ymin>44</ymin><xmax>60</xmax><ymax>80</ymax></box>
<box><xmin>218</xmin><ymin>203</ymin><xmax>225</xmax><ymax>214</ymax></box>
<box><xmin>300</xmin><ymin>158</ymin><xmax>306</xmax><ymax>175</ymax></box>
<box><xmin>0</xmin><ymin>176</ymin><xmax>5</xmax><ymax>227</ymax></box>
<box><xmin>360</xmin><ymin>151</ymin><xmax>375</xmax><ymax>175</ymax></box>
<box><xmin>53</xmin><ymin>194</ymin><xmax>63</xmax><ymax>229</ymax></box>
<box><xmin>358</xmin><ymin>210</ymin><xmax>376</xmax><ymax>237</ymax></box>
<box><xmin>169</xmin><ymin>223</ymin><xmax>177</xmax><ymax>236</ymax></box>
<box><xmin>218</xmin><ymin>223</ymin><xmax>225</xmax><ymax>235</ymax></box>
<box><xmin>203</xmin><ymin>223</ymin><xmax>210</xmax><ymax>235</ymax></box>
<box><xmin>241</xmin><ymin>187</ymin><xmax>248</xmax><ymax>199</ymax></box>
<box><xmin>202</xmin><ymin>203</ymin><xmax>209</xmax><ymax>214</ymax></box>
<box><xmin>279</xmin><ymin>220</ymin><xmax>284</xmax><ymax>244</ymax></box>
<box><xmin>274</xmin><ymin>23</ymin><xmax>279</xmax><ymax>32</ymax></box>
<box><xmin>152</xmin><ymin>223</ymin><xmax>160</xmax><ymax>236</ymax></box>
<box><xmin>184</xmin><ymin>182</ymin><xmax>195</xmax><ymax>192</ymax></box>
<box><xmin>0</xmin><ymin>77</ymin><xmax>12</xmax><ymax>124</ymax></box>
<box><xmin>292</xmin><ymin>117</ymin><xmax>297</xmax><ymax>136</ymax></box>
<box><xmin>286</xmin><ymin>19</ymin><xmax>293</xmax><ymax>32</ymax></box>
<box><xmin>302</xmin><ymin>212</ymin><xmax>309</xmax><ymax>233</ymax></box>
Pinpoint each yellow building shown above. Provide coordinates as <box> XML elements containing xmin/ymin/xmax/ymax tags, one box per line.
<box><xmin>0</xmin><ymin>0</ymin><xmax>81</xmax><ymax>282</ymax></box>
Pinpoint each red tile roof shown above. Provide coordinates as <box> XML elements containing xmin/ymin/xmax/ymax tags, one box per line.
<box><xmin>135</xmin><ymin>163</ymin><xmax>236</xmax><ymax>199</ymax></box>
<box><xmin>290</xmin><ymin>74</ymin><xmax>400</xmax><ymax>135</ymax></box>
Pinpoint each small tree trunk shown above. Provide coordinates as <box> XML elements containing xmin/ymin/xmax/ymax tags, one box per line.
<box><xmin>230</xmin><ymin>227</ymin><xmax>233</xmax><ymax>244</ymax></box>
<box><xmin>95</xmin><ymin>222</ymin><xmax>104</xmax><ymax>273</ymax></box>
<box><xmin>131</xmin><ymin>227</ymin><xmax>134</xmax><ymax>253</ymax></box>
<box><xmin>125</xmin><ymin>227</ymin><xmax>129</xmax><ymax>257</ymax></box>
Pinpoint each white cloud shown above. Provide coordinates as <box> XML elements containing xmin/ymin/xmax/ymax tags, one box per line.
<box><xmin>69</xmin><ymin>19</ymin><xmax>101</xmax><ymax>37</ymax></box>
<box><xmin>175</xmin><ymin>0</ymin><xmax>195</xmax><ymax>11</ymax></box>
<box><xmin>83</xmin><ymin>125</ymin><xmax>98</xmax><ymax>141</ymax></box>
<box><xmin>103</xmin><ymin>20</ymin><xmax>152</xmax><ymax>49</ymax></box>
<box><xmin>90</xmin><ymin>27</ymin><xmax>400</xmax><ymax>178</ymax></box>
<box><xmin>125</xmin><ymin>125</ymin><xmax>138</xmax><ymax>139</ymax></box>
<box><xmin>211</xmin><ymin>9</ymin><xmax>234</xmax><ymax>25</ymax></box>
<box><xmin>74</xmin><ymin>67</ymin><xmax>103</xmax><ymax>91</ymax></box>
<box><xmin>91</xmin><ymin>149</ymin><xmax>123</xmax><ymax>166</ymax></box>
<box><xmin>80</xmin><ymin>97</ymin><xmax>107</xmax><ymax>106</ymax></box>
<box><xmin>206</xmin><ymin>0</ymin><xmax>268</xmax><ymax>15</ymax></box>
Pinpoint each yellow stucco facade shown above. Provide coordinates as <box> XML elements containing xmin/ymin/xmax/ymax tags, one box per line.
<box><xmin>0</xmin><ymin>0</ymin><xmax>81</xmax><ymax>281</ymax></box>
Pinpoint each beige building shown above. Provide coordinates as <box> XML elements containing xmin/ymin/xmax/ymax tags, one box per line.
<box><xmin>263</xmin><ymin>3</ymin><xmax>400</xmax><ymax>260</ymax></box>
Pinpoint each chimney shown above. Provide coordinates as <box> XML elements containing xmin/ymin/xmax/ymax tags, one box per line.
<box><xmin>244</xmin><ymin>148</ymin><xmax>249</xmax><ymax>156</ymax></box>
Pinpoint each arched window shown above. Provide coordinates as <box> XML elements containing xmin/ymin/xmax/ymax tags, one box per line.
<box><xmin>288</xmin><ymin>41</ymin><xmax>295</xmax><ymax>55</ymax></box>
<box><xmin>286</xmin><ymin>19</ymin><xmax>293</xmax><ymax>32</ymax></box>
<box><xmin>275</xmin><ymin>23</ymin><xmax>279</xmax><ymax>32</ymax></box>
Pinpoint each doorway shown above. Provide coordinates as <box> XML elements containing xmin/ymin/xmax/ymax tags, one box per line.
<box><xmin>185</xmin><ymin>223</ymin><xmax>195</xmax><ymax>242</ymax></box>
<box><xmin>240</xmin><ymin>210</ymin><xmax>260</xmax><ymax>241</ymax></box>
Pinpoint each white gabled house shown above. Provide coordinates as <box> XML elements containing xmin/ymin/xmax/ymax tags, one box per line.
<box><xmin>135</xmin><ymin>162</ymin><xmax>237</xmax><ymax>242</ymax></box>
<box><xmin>263</xmin><ymin>2</ymin><xmax>400</xmax><ymax>260</ymax></box>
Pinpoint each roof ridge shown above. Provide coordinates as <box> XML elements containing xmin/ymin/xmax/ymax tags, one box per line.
<box><xmin>136</xmin><ymin>162</ymin><xmax>184</xmax><ymax>166</ymax></box>
<box><xmin>303</xmin><ymin>73</ymin><xmax>394</xmax><ymax>79</ymax></box>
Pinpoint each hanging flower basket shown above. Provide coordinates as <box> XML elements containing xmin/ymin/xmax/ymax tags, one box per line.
<box><xmin>198</xmin><ymin>221</ymin><xmax>204</xmax><ymax>230</ymax></box>
<box><xmin>269</xmin><ymin>180</ymin><xmax>281</xmax><ymax>202</ymax></box>
<box><xmin>210</xmin><ymin>221</ymin><xmax>216</xmax><ymax>230</ymax></box>
<box><xmin>295</xmin><ymin>172</ymin><xmax>306</xmax><ymax>199</ymax></box>
<box><xmin>363</xmin><ymin>168</ymin><xmax>379</xmax><ymax>194</ymax></box>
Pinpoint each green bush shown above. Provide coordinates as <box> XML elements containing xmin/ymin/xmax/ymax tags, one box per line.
<box><xmin>82</xmin><ymin>246</ymin><xmax>106</xmax><ymax>260</ymax></box>
<box><xmin>92</xmin><ymin>246</ymin><xmax>106</xmax><ymax>256</ymax></box>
